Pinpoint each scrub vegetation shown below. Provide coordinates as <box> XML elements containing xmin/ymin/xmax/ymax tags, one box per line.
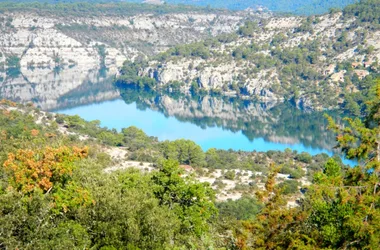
<box><xmin>0</xmin><ymin>78</ymin><xmax>379</xmax><ymax>249</ymax></box>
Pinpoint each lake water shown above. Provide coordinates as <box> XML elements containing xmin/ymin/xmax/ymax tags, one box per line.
<box><xmin>56</xmin><ymin>87</ymin><xmax>354</xmax><ymax>165</ymax></box>
<box><xmin>0</xmin><ymin>67</ymin><xmax>353</xmax><ymax>166</ymax></box>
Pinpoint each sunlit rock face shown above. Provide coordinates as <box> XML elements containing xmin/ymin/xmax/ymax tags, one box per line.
<box><xmin>0</xmin><ymin>10</ymin><xmax>250</xmax><ymax>109</ymax></box>
<box><xmin>136</xmin><ymin>13</ymin><xmax>380</xmax><ymax>110</ymax></box>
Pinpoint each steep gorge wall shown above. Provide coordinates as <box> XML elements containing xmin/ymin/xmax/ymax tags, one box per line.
<box><xmin>0</xmin><ymin>10</ymin><xmax>250</xmax><ymax>109</ymax></box>
<box><xmin>136</xmin><ymin>13</ymin><xmax>380</xmax><ymax>109</ymax></box>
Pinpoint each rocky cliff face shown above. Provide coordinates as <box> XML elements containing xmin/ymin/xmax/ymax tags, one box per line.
<box><xmin>0</xmin><ymin>9</ymin><xmax>252</xmax><ymax>109</ymax></box>
<box><xmin>134</xmin><ymin>12</ymin><xmax>380</xmax><ymax>109</ymax></box>
<box><xmin>145</xmin><ymin>59</ymin><xmax>280</xmax><ymax>100</ymax></box>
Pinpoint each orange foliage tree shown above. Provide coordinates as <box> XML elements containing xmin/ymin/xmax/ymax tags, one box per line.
<box><xmin>3</xmin><ymin>146</ymin><xmax>92</xmax><ymax>212</ymax></box>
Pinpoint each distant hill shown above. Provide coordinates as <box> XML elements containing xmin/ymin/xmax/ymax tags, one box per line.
<box><xmin>0</xmin><ymin>0</ymin><xmax>359</xmax><ymax>15</ymax></box>
<box><xmin>164</xmin><ymin>0</ymin><xmax>358</xmax><ymax>15</ymax></box>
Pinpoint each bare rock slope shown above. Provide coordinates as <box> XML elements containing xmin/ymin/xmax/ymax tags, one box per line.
<box><xmin>0</xmin><ymin>9</ymin><xmax>252</xmax><ymax>109</ymax></box>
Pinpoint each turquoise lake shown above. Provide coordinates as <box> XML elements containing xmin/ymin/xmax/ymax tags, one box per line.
<box><xmin>56</xmin><ymin>95</ymin><xmax>354</xmax><ymax>166</ymax></box>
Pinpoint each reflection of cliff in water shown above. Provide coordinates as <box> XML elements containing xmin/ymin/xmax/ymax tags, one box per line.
<box><xmin>0</xmin><ymin>65</ymin><xmax>119</xmax><ymax>111</ymax></box>
<box><xmin>51</xmin><ymin>77</ymin><xmax>120</xmax><ymax>112</ymax></box>
<box><xmin>117</xmin><ymin>85</ymin><xmax>341</xmax><ymax>151</ymax></box>
<box><xmin>1</xmin><ymin>68</ymin><xmax>342</xmax><ymax>152</ymax></box>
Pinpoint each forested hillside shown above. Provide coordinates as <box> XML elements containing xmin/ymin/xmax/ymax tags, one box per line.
<box><xmin>117</xmin><ymin>0</ymin><xmax>380</xmax><ymax>113</ymax></box>
<box><xmin>0</xmin><ymin>1</ymin><xmax>212</xmax><ymax>16</ymax></box>
<box><xmin>0</xmin><ymin>78</ymin><xmax>379</xmax><ymax>248</ymax></box>
<box><xmin>0</xmin><ymin>0</ymin><xmax>358</xmax><ymax>15</ymax></box>
<box><xmin>166</xmin><ymin>0</ymin><xmax>358</xmax><ymax>15</ymax></box>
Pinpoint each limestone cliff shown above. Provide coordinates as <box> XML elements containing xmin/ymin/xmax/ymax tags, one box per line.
<box><xmin>0</xmin><ymin>9</ymin><xmax>252</xmax><ymax>109</ymax></box>
<box><xmin>126</xmin><ymin>9</ymin><xmax>379</xmax><ymax>110</ymax></box>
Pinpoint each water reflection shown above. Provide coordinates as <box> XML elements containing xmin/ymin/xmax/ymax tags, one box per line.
<box><xmin>0</xmin><ymin>67</ymin><xmax>348</xmax><ymax>159</ymax></box>
<box><xmin>116</xmin><ymin>85</ymin><xmax>342</xmax><ymax>152</ymax></box>
<box><xmin>0</xmin><ymin>65</ymin><xmax>118</xmax><ymax>110</ymax></box>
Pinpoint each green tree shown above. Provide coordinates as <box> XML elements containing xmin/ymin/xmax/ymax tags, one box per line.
<box><xmin>152</xmin><ymin>159</ymin><xmax>217</xmax><ymax>237</ymax></box>
<box><xmin>297</xmin><ymin>80</ymin><xmax>380</xmax><ymax>249</ymax></box>
<box><xmin>77</xmin><ymin>169</ymin><xmax>180</xmax><ymax>249</ymax></box>
<box><xmin>160</xmin><ymin>139</ymin><xmax>205</xmax><ymax>167</ymax></box>
<box><xmin>276</xmin><ymin>180</ymin><xmax>300</xmax><ymax>195</ymax></box>
<box><xmin>216</xmin><ymin>197</ymin><xmax>263</xmax><ymax>220</ymax></box>
<box><xmin>238</xmin><ymin>164</ymin><xmax>303</xmax><ymax>249</ymax></box>
<box><xmin>205</xmin><ymin>148</ymin><xmax>221</xmax><ymax>168</ymax></box>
